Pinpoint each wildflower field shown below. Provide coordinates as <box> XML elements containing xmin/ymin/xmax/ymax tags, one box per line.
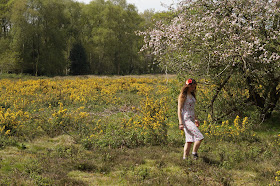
<box><xmin>0</xmin><ymin>74</ymin><xmax>279</xmax><ymax>185</ymax></box>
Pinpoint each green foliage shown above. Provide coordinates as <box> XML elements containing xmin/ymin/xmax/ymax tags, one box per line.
<box><xmin>0</xmin><ymin>49</ymin><xmax>20</xmax><ymax>73</ymax></box>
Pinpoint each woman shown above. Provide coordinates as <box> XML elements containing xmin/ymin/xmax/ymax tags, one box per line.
<box><xmin>178</xmin><ymin>78</ymin><xmax>204</xmax><ymax>160</ymax></box>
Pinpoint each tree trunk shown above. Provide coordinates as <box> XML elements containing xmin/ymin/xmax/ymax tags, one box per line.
<box><xmin>245</xmin><ymin>76</ymin><xmax>265</xmax><ymax>108</ymax></box>
<box><xmin>262</xmin><ymin>81</ymin><xmax>280</xmax><ymax>119</ymax></box>
<box><xmin>209</xmin><ymin>69</ymin><xmax>233</xmax><ymax>120</ymax></box>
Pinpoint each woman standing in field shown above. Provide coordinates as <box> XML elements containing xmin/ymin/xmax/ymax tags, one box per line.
<box><xmin>178</xmin><ymin>78</ymin><xmax>204</xmax><ymax>160</ymax></box>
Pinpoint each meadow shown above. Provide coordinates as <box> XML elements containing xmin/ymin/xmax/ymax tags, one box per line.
<box><xmin>0</xmin><ymin>74</ymin><xmax>279</xmax><ymax>185</ymax></box>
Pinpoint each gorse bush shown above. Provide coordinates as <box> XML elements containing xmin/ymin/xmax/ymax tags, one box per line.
<box><xmin>82</xmin><ymin>95</ymin><xmax>171</xmax><ymax>148</ymax></box>
<box><xmin>0</xmin><ymin>76</ymin><xmax>272</xmax><ymax>148</ymax></box>
<box><xmin>0</xmin><ymin>107</ymin><xmax>30</xmax><ymax>136</ymax></box>
<box><xmin>275</xmin><ymin>171</ymin><xmax>280</xmax><ymax>184</ymax></box>
<box><xmin>38</xmin><ymin>103</ymin><xmax>90</xmax><ymax>137</ymax></box>
<box><xmin>200</xmin><ymin>115</ymin><xmax>256</xmax><ymax>142</ymax></box>
<box><xmin>123</xmin><ymin>96</ymin><xmax>170</xmax><ymax>146</ymax></box>
<box><xmin>0</xmin><ymin>76</ymin><xmax>173</xmax><ymax>147</ymax></box>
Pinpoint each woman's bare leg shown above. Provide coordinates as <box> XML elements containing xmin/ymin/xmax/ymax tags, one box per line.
<box><xmin>183</xmin><ymin>142</ymin><xmax>193</xmax><ymax>159</ymax></box>
<box><xmin>192</xmin><ymin>139</ymin><xmax>203</xmax><ymax>153</ymax></box>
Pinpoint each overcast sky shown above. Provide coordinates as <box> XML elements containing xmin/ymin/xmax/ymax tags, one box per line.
<box><xmin>75</xmin><ymin>0</ymin><xmax>180</xmax><ymax>13</ymax></box>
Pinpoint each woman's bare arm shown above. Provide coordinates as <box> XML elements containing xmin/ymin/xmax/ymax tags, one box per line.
<box><xmin>178</xmin><ymin>97</ymin><xmax>185</xmax><ymax>130</ymax></box>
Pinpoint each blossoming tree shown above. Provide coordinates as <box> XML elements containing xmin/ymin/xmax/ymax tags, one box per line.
<box><xmin>140</xmin><ymin>0</ymin><xmax>280</xmax><ymax>120</ymax></box>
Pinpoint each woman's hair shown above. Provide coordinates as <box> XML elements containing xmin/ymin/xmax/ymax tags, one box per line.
<box><xmin>178</xmin><ymin>78</ymin><xmax>197</xmax><ymax>104</ymax></box>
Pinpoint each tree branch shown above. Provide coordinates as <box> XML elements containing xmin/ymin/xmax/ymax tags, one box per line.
<box><xmin>209</xmin><ymin>69</ymin><xmax>233</xmax><ymax>119</ymax></box>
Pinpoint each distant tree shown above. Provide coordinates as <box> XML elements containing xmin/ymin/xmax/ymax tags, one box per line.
<box><xmin>0</xmin><ymin>0</ymin><xmax>20</xmax><ymax>73</ymax></box>
<box><xmin>69</xmin><ymin>43</ymin><xmax>89</xmax><ymax>75</ymax></box>
<box><xmin>82</xmin><ymin>0</ymin><xmax>144</xmax><ymax>75</ymax></box>
<box><xmin>64</xmin><ymin>0</ymin><xmax>84</xmax><ymax>74</ymax></box>
<box><xmin>11</xmin><ymin>0</ymin><xmax>69</xmax><ymax>76</ymax></box>
<box><xmin>0</xmin><ymin>0</ymin><xmax>10</xmax><ymax>38</ymax></box>
<box><xmin>138</xmin><ymin>10</ymin><xmax>178</xmax><ymax>74</ymax></box>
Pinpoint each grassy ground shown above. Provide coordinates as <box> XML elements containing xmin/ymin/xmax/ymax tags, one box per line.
<box><xmin>0</xmin><ymin>133</ymin><xmax>279</xmax><ymax>185</ymax></box>
<box><xmin>0</xmin><ymin>74</ymin><xmax>279</xmax><ymax>185</ymax></box>
<box><xmin>0</xmin><ymin>120</ymin><xmax>279</xmax><ymax>185</ymax></box>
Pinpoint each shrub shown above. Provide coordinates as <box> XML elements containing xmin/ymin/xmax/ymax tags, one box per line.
<box><xmin>200</xmin><ymin>115</ymin><xmax>257</xmax><ymax>142</ymax></box>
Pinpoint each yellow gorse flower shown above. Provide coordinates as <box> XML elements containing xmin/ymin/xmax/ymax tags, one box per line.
<box><xmin>273</xmin><ymin>171</ymin><xmax>280</xmax><ymax>183</ymax></box>
<box><xmin>201</xmin><ymin>115</ymin><xmax>253</xmax><ymax>140</ymax></box>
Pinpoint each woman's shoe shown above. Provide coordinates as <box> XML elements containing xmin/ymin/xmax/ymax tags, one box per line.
<box><xmin>192</xmin><ymin>153</ymin><xmax>198</xmax><ymax>160</ymax></box>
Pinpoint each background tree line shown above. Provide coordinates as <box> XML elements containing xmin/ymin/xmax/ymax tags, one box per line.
<box><xmin>0</xmin><ymin>0</ymin><xmax>163</xmax><ymax>76</ymax></box>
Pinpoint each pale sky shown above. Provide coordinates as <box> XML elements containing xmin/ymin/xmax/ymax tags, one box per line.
<box><xmin>75</xmin><ymin>0</ymin><xmax>180</xmax><ymax>13</ymax></box>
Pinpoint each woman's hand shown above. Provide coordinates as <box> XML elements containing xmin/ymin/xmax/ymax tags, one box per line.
<box><xmin>179</xmin><ymin>124</ymin><xmax>184</xmax><ymax>130</ymax></box>
<box><xmin>195</xmin><ymin>120</ymin><xmax>200</xmax><ymax>127</ymax></box>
